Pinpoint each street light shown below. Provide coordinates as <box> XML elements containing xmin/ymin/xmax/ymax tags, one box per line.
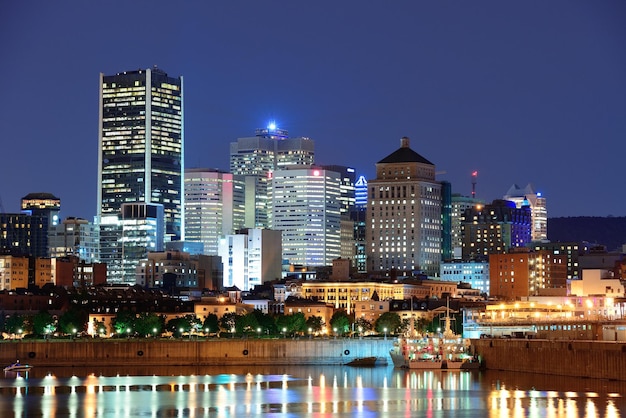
<box><xmin>153</xmin><ymin>327</ymin><xmax>158</xmax><ymax>338</ymax></box>
<box><xmin>333</xmin><ymin>327</ymin><xmax>337</xmax><ymax>340</ymax></box>
<box><xmin>384</xmin><ymin>327</ymin><xmax>388</xmax><ymax>341</ymax></box>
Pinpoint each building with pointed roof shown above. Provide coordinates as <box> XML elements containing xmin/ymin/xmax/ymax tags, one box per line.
<box><xmin>366</xmin><ymin>137</ymin><xmax>442</xmax><ymax>277</ymax></box>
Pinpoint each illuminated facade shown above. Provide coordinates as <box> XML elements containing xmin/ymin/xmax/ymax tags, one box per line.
<box><xmin>321</xmin><ymin>165</ymin><xmax>357</xmax><ymax>263</ymax></box>
<box><xmin>440</xmin><ymin>260</ymin><xmax>490</xmax><ymax>296</ymax></box>
<box><xmin>449</xmin><ymin>194</ymin><xmax>483</xmax><ymax>259</ymax></box>
<box><xmin>489</xmin><ymin>248</ymin><xmax>567</xmax><ymax>300</ymax></box>
<box><xmin>119</xmin><ymin>203</ymin><xmax>165</xmax><ymax>284</ymax></box>
<box><xmin>0</xmin><ymin>213</ymin><xmax>48</xmax><ymax>257</ymax></box>
<box><xmin>366</xmin><ymin>137</ymin><xmax>442</xmax><ymax>277</ymax></box>
<box><xmin>98</xmin><ymin>68</ymin><xmax>183</xmax><ymax>282</ymax></box>
<box><xmin>21</xmin><ymin>192</ymin><xmax>61</xmax><ymax>230</ymax></box>
<box><xmin>49</xmin><ymin>217</ymin><xmax>100</xmax><ymax>263</ymax></box>
<box><xmin>270</xmin><ymin>167</ymin><xmax>341</xmax><ymax>267</ymax></box>
<box><xmin>184</xmin><ymin>168</ymin><xmax>245</xmax><ymax>255</ymax></box>
<box><xmin>229</xmin><ymin>125</ymin><xmax>314</xmax><ymax>228</ymax></box>
<box><xmin>504</xmin><ymin>184</ymin><xmax>547</xmax><ymax>241</ymax></box>
<box><xmin>461</xmin><ymin>199</ymin><xmax>532</xmax><ymax>261</ymax></box>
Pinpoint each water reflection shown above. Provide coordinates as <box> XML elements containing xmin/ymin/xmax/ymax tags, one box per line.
<box><xmin>1</xmin><ymin>366</ymin><xmax>624</xmax><ymax>417</ymax></box>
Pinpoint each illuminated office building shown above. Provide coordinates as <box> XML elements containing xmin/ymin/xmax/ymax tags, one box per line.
<box><xmin>230</xmin><ymin>124</ymin><xmax>314</xmax><ymax>228</ymax></box>
<box><xmin>450</xmin><ymin>194</ymin><xmax>484</xmax><ymax>259</ymax></box>
<box><xmin>21</xmin><ymin>193</ymin><xmax>61</xmax><ymax>230</ymax></box>
<box><xmin>184</xmin><ymin>168</ymin><xmax>245</xmax><ymax>255</ymax></box>
<box><xmin>49</xmin><ymin>217</ymin><xmax>100</xmax><ymax>263</ymax></box>
<box><xmin>270</xmin><ymin>167</ymin><xmax>341</xmax><ymax>267</ymax></box>
<box><xmin>98</xmin><ymin>68</ymin><xmax>183</xmax><ymax>281</ymax></box>
<box><xmin>320</xmin><ymin>165</ymin><xmax>356</xmax><ymax>263</ymax></box>
<box><xmin>366</xmin><ymin>137</ymin><xmax>442</xmax><ymax>277</ymax></box>
<box><xmin>504</xmin><ymin>184</ymin><xmax>547</xmax><ymax>242</ymax></box>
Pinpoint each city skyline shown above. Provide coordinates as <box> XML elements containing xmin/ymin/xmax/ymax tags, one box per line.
<box><xmin>1</xmin><ymin>2</ymin><xmax>625</xmax><ymax>220</ymax></box>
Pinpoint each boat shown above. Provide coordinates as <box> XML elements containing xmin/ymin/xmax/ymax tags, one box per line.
<box><xmin>389</xmin><ymin>300</ymin><xmax>481</xmax><ymax>370</ymax></box>
<box><xmin>4</xmin><ymin>362</ymin><xmax>33</xmax><ymax>372</ymax></box>
<box><xmin>345</xmin><ymin>356</ymin><xmax>378</xmax><ymax>367</ymax></box>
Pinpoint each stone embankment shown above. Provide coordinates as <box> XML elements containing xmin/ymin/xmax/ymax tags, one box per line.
<box><xmin>472</xmin><ymin>338</ymin><xmax>626</xmax><ymax>380</ymax></box>
<box><xmin>0</xmin><ymin>338</ymin><xmax>390</xmax><ymax>367</ymax></box>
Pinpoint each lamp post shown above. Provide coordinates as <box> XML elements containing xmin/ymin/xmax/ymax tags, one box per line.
<box><xmin>384</xmin><ymin>327</ymin><xmax>388</xmax><ymax>341</ymax></box>
<box><xmin>333</xmin><ymin>327</ymin><xmax>337</xmax><ymax>340</ymax></box>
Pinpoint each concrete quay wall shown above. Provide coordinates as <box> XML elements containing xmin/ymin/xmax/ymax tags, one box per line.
<box><xmin>472</xmin><ymin>339</ymin><xmax>626</xmax><ymax>380</ymax></box>
<box><xmin>0</xmin><ymin>339</ymin><xmax>391</xmax><ymax>367</ymax></box>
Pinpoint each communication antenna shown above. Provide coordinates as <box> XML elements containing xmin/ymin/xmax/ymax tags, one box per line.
<box><xmin>471</xmin><ymin>171</ymin><xmax>478</xmax><ymax>198</ymax></box>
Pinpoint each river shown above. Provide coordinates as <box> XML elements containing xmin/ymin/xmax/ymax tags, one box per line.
<box><xmin>1</xmin><ymin>364</ymin><xmax>624</xmax><ymax>417</ymax></box>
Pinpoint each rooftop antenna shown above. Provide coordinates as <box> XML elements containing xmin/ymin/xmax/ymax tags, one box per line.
<box><xmin>471</xmin><ymin>171</ymin><xmax>478</xmax><ymax>198</ymax></box>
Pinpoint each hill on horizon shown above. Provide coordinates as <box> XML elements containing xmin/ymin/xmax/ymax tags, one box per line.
<box><xmin>548</xmin><ymin>217</ymin><xmax>626</xmax><ymax>252</ymax></box>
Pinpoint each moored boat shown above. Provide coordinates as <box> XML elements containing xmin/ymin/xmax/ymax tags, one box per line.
<box><xmin>4</xmin><ymin>362</ymin><xmax>32</xmax><ymax>372</ymax></box>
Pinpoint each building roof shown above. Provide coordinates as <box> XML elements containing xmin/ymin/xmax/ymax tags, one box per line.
<box><xmin>377</xmin><ymin>137</ymin><xmax>434</xmax><ymax>165</ymax></box>
<box><xmin>21</xmin><ymin>192</ymin><xmax>60</xmax><ymax>201</ymax></box>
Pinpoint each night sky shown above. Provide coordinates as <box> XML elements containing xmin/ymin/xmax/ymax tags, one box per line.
<box><xmin>1</xmin><ymin>1</ymin><xmax>624</xmax><ymax>220</ymax></box>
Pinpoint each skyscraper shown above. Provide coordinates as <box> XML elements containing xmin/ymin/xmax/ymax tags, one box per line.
<box><xmin>270</xmin><ymin>167</ymin><xmax>341</xmax><ymax>267</ymax></box>
<box><xmin>366</xmin><ymin>137</ymin><xmax>442</xmax><ymax>277</ymax></box>
<box><xmin>504</xmin><ymin>184</ymin><xmax>547</xmax><ymax>242</ymax></box>
<box><xmin>98</xmin><ymin>68</ymin><xmax>183</xmax><ymax>282</ymax></box>
<box><xmin>230</xmin><ymin>124</ymin><xmax>314</xmax><ymax>228</ymax></box>
<box><xmin>184</xmin><ymin>168</ymin><xmax>245</xmax><ymax>255</ymax></box>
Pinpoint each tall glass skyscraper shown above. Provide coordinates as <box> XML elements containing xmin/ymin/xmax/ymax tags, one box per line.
<box><xmin>97</xmin><ymin>67</ymin><xmax>183</xmax><ymax>283</ymax></box>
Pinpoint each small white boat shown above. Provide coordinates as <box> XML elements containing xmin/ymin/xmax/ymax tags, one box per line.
<box><xmin>4</xmin><ymin>362</ymin><xmax>32</xmax><ymax>372</ymax></box>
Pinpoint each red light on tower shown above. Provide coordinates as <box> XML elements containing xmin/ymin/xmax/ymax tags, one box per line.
<box><xmin>471</xmin><ymin>171</ymin><xmax>478</xmax><ymax>198</ymax></box>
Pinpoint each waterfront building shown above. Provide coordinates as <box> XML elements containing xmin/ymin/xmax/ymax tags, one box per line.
<box><xmin>366</xmin><ymin>137</ymin><xmax>442</xmax><ymax>277</ymax></box>
<box><xmin>218</xmin><ymin>228</ymin><xmax>282</xmax><ymax>291</ymax></box>
<box><xmin>531</xmin><ymin>241</ymin><xmax>584</xmax><ymax>280</ymax></box>
<box><xmin>184</xmin><ymin>168</ymin><xmax>245</xmax><ymax>255</ymax></box>
<box><xmin>0</xmin><ymin>255</ymin><xmax>53</xmax><ymax>290</ymax></box>
<box><xmin>98</xmin><ymin>67</ymin><xmax>184</xmax><ymax>281</ymax></box>
<box><xmin>0</xmin><ymin>213</ymin><xmax>48</xmax><ymax>257</ymax></box>
<box><xmin>503</xmin><ymin>183</ymin><xmax>547</xmax><ymax>242</ymax></box>
<box><xmin>461</xmin><ymin>199</ymin><xmax>532</xmax><ymax>261</ymax></box>
<box><xmin>489</xmin><ymin>247</ymin><xmax>567</xmax><ymax>300</ymax></box>
<box><xmin>440</xmin><ymin>260</ymin><xmax>490</xmax><ymax>296</ymax></box>
<box><xmin>284</xmin><ymin>297</ymin><xmax>335</xmax><ymax>335</ymax></box>
<box><xmin>49</xmin><ymin>217</ymin><xmax>100</xmax><ymax>263</ymax></box>
<box><xmin>230</xmin><ymin>124</ymin><xmax>314</xmax><ymax>229</ymax></box>
<box><xmin>269</xmin><ymin>167</ymin><xmax>341</xmax><ymax>267</ymax></box>
<box><xmin>119</xmin><ymin>203</ymin><xmax>165</xmax><ymax>284</ymax></box>
<box><xmin>570</xmin><ymin>268</ymin><xmax>624</xmax><ymax>298</ymax></box>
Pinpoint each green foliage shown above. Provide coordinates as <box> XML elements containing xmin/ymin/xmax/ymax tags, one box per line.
<box><xmin>4</xmin><ymin>313</ymin><xmax>26</xmax><ymax>335</ymax></box>
<box><xmin>166</xmin><ymin>314</ymin><xmax>197</xmax><ymax>337</ymax></box>
<box><xmin>134</xmin><ymin>312</ymin><xmax>164</xmax><ymax>337</ymax></box>
<box><xmin>111</xmin><ymin>310</ymin><xmax>136</xmax><ymax>335</ymax></box>
<box><xmin>32</xmin><ymin>311</ymin><xmax>56</xmax><ymax>337</ymax></box>
<box><xmin>275</xmin><ymin>312</ymin><xmax>306</xmax><ymax>336</ymax></box>
<box><xmin>58</xmin><ymin>307</ymin><xmax>88</xmax><ymax>336</ymax></box>
<box><xmin>354</xmin><ymin>317</ymin><xmax>372</xmax><ymax>334</ymax></box>
<box><xmin>374</xmin><ymin>312</ymin><xmax>401</xmax><ymax>335</ymax></box>
<box><xmin>219</xmin><ymin>312</ymin><xmax>239</xmax><ymax>333</ymax></box>
<box><xmin>202</xmin><ymin>314</ymin><xmax>219</xmax><ymax>334</ymax></box>
<box><xmin>92</xmin><ymin>319</ymin><xmax>107</xmax><ymax>336</ymax></box>
<box><xmin>329</xmin><ymin>310</ymin><xmax>351</xmax><ymax>335</ymax></box>
<box><xmin>236</xmin><ymin>312</ymin><xmax>260</xmax><ymax>334</ymax></box>
<box><xmin>305</xmin><ymin>315</ymin><xmax>324</xmax><ymax>333</ymax></box>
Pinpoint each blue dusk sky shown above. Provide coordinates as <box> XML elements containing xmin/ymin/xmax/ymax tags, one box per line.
<box><xmin>0</xmin><ymin>1</ymin><xmax>624</xmax><ymax>220</ymax></box>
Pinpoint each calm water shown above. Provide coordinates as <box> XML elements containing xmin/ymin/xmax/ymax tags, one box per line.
<box><xmin>1</xmin><ymin>364</ymin><xmax>625</xmax><ymax>417</ymax></box>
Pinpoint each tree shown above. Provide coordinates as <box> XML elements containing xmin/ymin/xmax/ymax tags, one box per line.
<box><xmin>274</xmin><ymin>312</ymin><xmax>306</xmax><ymax>336</ymax></box>
<box><xmin>134</xmin><ymin>312</ymin><xmax>164</xmax><ymax>337</ymax></box>
<box><xmin>236</xmin><ymin>312</ymin><xmax>260</xmax><ymax>334</ymax></box>
<box><xmin>4</xmin><ymin>313</ymin><xmax>26</xmax><ymax>335</ymax></box>
<box><xmin>111</xmin><ymin>310</ymin><xmax>136</xmax><ymax>336</ymax></box>
<box><xmin>305</xmin><ymin>315</ymin><xmax>324</xmax><ymax>334</ymax></box>
<box><xmin>329</xmin><ymin>310</ymin><xmax>351</xmax><ymax>335</ymax></box>
<box><xmin>354</xmin><ymin>317</ymin><xmax>372</xmax><ymax>335</ymax></box>
<box><xmin>374</xmin><ymin>312</ymin><xmax>401</xmax><ymax>335</ymax></box>
<box><xmin>58</xmin><ymin>307</ymin><xmax>88</xmax><ymax>336</ymax></box>
<box><xmin>166</xmin><ymin>315</ymin><xmax>195</xmax><ymax>337</ymax></box>
<box><xmin>32</xmin><ymin>311</ymin><xmax>56</xmax><ymax>337</ymax></box>
<box><xmin>220</xmin><ymin>312</ymin><xmax>239</xmax><ymax>334</ymax></box>
<box><xmin>202</xmin><ymin>314</ymin><xmax>219</xmax><ymax>335</ymax></box>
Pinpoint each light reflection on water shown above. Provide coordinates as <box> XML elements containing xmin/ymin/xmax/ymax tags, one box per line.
<box><xmin>1</xmin><ymin>365</ymin><xmax>624</xmax><ymax>417</ymax></box>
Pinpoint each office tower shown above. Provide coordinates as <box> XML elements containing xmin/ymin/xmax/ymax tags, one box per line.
<box><xmin>21</xmin><ymin>193</ymin><xmax>61</xmax><ymax>230</ymax></box>
<box><xmin>0</xmin><ymin>213</ymin><xmax>48</xmax><ymax>257</ymax></box>
<box><xmin>218</xmin><ymin>228</ymin><xmax>282</xmax><ymax>291</ymax></box>
<box><xmin>98</xmin><ymin>67</ymin><xmax>183</xmax><ymax>282</ymax></box>
<box><xmin>366</xmin><ymin>137</ymin><xmax>442</xmax><ymax>277</ymax></box>
<box><xmin>320</xmin><ymin>165</ymin><xmax>356</xmax><ymax>263</ymax></box>
<box><xmin>461</xmin><ymin>199</ymin><xmax>532</xmax><ymax>261</ymax></box>
<box><xmin>119</xmin><ymin>202</ymin><xmax>164</xmax><ymax>284</ymax></box>
<box><xmin>440</xmin><ymin>260</ymin><xmax>490</xmax><ymax>296</ymax></box>
<box><xmin>230</xmin><ymin>124</ymin><xmax>314</xmax><ymax>228</ymax></box>
<box><xmin>49</xmin><ymin>217</ymin><xmax>100</xmax><ymax>263</ymax></box>
<box><xmin>354</xmin><ymin>176</ymin><xmax>368</xmax><ymax>208</ymax></box>
<box><xmin>270</xmin><ymin>167</ymin><xmax>341</xmax><ymax>266</ymax></box>
<box><xmin>504</xmin><ymin>184</ymin><xmax>547</xmax><ymax>241</ymax></box>
<box><xmin>184</xmin><ymin>168</ymin><xmax>245</xmax><ymax>255</ymax></box>
<box><xmin>441</xmin><ymin>181</ymin><xmax>453</xmax><ymax>262</ymax></box>
<box><xmin>450</xmin><ymin>193</ymin><xmax>484</xmax><ymax>259</ymax></box>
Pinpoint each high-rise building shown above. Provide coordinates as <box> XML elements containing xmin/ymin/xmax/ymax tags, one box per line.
<box><xmin>21</xmin><ymin>193</ymin><xmax>61</xmax><ymax>230</ymax></box>
<box><xmin>366</xmin><ymin>137</ymin><xmax>442</xmax><ymax>277</ymax></box>
<box><xmin>461</xmin><ymin>199</ymin><xmax>532</xmax><ymax>261</ymax></box>
<box><xmin>98</xmin><ymin>67</ymin><xmax>183</xmax><ymax>282</ymax></box>
<box><xmin>320</xmin><ymin>165</ymin><xmax>356</xmax><ymax>264</ymax></box>
<box><xmin>119</xmin><ymin>202</ymin><xmax>164</xmax><ymax>283</ymax></box>
<box><xmin>270</xmin><ymin>167</ymin><xmax>341</xmax><ymax>267</ymax></box>
<box><xmin>49</xmin><ymin>217</ymin><xmax>100</xmax><ymax>263</ymax></box>
<box><xmin>218</xmin><ymin>228</ymin><xmax>282</xmax><ymax>291</ymax></box>
<box><xmin>352</xmin><ymin>175</ymin><xmax>368</xmax><ymax>274</ymax></box>
<box><xmin>449</xmin><ymin>193</ymin><xmax>484</xmax><ymax>259</ymax></box>
<box><xmin>184</xmin><ymin>168</ymin><xmax>245</xmax><ymax>255</ymax></box>
<box><xmin>0</xmin><ymin>213</ymin><xmax>48</xmax><ymax>257</ymax></box>
<box><xmin>504</xmin><ymin>184</ymin><xmax>547</xmax><ymax>242</ymax></box>
<box><xmin>230</xmin><ymin>124</ymin><xmax>314</xmax><ymax>228</ymax></box>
